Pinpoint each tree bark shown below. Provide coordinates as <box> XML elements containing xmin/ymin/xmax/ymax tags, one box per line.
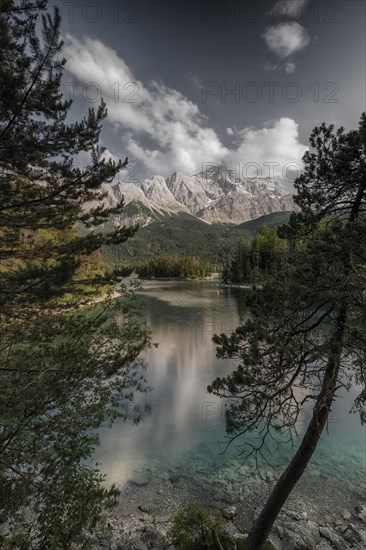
<box><xmin>245</xmin><ymin>303</ymin><xmax>348</xmax><ymax>550</ymax></box>
<box><xmin>211</xmin><ymin>526</ymin><xmax>225</xmax><ymax>550</ymax></box>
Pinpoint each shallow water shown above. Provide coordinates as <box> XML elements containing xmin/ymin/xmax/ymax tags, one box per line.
<box><xmin>94</xmin><ymin>280</ymin><xmax>365</xmax><ymax>506</ymax></box>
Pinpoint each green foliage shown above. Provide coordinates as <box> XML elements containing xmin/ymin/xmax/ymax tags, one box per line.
<box><xmin>171</xmin><ymin>503</ymin><xmax>234</xmax><ymax>550</ymax></box>
<box><xmin>103</xmin><ymin>211</ymin><xmax>292</xmax><ymax>268</ymax></box>
<box><xmin>222</xmin><ymin>225</ymin><xmax>288</xmax><ymax>284</ymax></box>
<box><xmin>136</xmin><ymin>255</ymin><xmax>212</xmax><ymax>279</ymax></box>
<box><xmin>0</xmin><ymin>1</ymin><xmax>150</xmax><ymax>545</ymax></box>
<box><xmin>0</xmin><ymin>0</ymin><xmax>135</xmax><ymax>317</ymax></box>
<box><xmin>209</xmin><ymin>212</ymin><xmax>366</xmax><ymax>447</ymax></box>
<box><xmin>209</xmin><ymin>114</ymin><xmax>366</xmax><ymax>549</ymax></box>
<box><xmin>0</xmin><ymin>288</ymin><xmax>151</xmax><ymax>546</ymax></box>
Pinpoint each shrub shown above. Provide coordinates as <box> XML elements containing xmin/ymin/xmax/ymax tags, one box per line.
<box><xmin>171</xmin><ymin>502</ymin><xmax>234</xmax><ymax>549</ymax></box>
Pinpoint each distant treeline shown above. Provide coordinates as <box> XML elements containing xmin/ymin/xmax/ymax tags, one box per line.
<box><xmin>222</xmin><ymin>224</ymin><xmax>288</xmax><ymax>284</ymax></box>
<box><xmin>102</xmin><ymin>211</ymin><xmax>292</xmax><ymax>267</ymax></box>
<box><xmin>115</xmin><ymin>255</ymin><xmax>213</xmax><ymax>279</ymax></box>
<box><xmin>109</xmin><ymin>224</ymin><xmax>289</xmax><ymax>282</ymax></box>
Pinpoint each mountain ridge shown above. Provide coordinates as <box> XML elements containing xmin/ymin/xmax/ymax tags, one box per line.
<box><xmin>102</xmin><ymin>165</ymin><xmax>295</xmax><ymax>226</ymax></box>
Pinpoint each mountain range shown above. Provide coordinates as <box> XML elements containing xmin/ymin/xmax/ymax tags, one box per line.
<box><xmin>98</xmin><ymin>165</ymin><xmax>295</xmax><ymax>226</ymax></box>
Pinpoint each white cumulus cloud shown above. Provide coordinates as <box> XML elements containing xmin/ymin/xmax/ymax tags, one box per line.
<box><xmin>263</xmin><ymin>22</ymin><xmax>310</xmax><ymax>59</ymax></box>
<box><xmin>63</xmin><ymin>34</ymin><xmax>228</xmax><ymax>176</ymax></box>
<box><xmin>227</xmin><ymin>118</ymin><xmax>307</xmax><ymax>180</ymax></box>
<box><xmin>63</xmin><ymin>35</ymin><xmax>307</xmax><ymax>181</ymax></box>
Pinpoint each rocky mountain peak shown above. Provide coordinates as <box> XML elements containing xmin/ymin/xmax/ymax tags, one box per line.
<box><xmin>104</xmin><ymin>168</ymin><xmax>295</xmax><ymax>225</ymax></box>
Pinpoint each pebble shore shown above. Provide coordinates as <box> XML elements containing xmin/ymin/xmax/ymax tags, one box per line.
<box><xmin>85</xmin><ymin>464</ymin><xmax>366</xmax><ymax>549</ymax></box>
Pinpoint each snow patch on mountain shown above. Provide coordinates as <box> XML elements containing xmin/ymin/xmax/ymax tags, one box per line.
<box><xmin>104</xmin><ymin>165</ymin><xmax>295</xmax><ymax>225</ymax></box>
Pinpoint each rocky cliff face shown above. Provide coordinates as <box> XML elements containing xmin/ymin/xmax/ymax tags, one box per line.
<box><xmin>102</xmin><ymin>165</ymin><xmax>295</xmax><ymax>225</ymax></box>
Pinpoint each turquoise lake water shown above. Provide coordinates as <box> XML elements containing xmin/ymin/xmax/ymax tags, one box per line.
<box><xmin>95</xmin><ymin>280</ymin><xmax>366</xmax><ymax>507</ymax></box>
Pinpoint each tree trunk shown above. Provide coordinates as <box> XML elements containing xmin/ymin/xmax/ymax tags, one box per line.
<box><xmin>245</xmin><ymin>303</ymin><xmax>348</xmax><ymax>550</ymax></box>
<box><xmin>211</xmin><ymin>526</ymin><xmax>225</xmax><ymax>550</ymax></box>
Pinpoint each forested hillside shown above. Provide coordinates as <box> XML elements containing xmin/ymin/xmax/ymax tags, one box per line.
<box><xmin>103</xmin><ymin>211</ymin><xmax>292</xmax><ymax>267</ymax></box>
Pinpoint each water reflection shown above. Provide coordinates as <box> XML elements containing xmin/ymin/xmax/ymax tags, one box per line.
<box><xmin>95</xmin><ymin>281</ymin><xmax>365</xmax><ymax>493</ymax></box>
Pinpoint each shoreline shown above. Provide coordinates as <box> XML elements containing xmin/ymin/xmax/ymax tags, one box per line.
<box><xmin>89</xmin><ymin>468</ymin><xmax>366</xmax><ymax>549</ymax></box>
<box><xmin>83</xmin><ymin>280</ymin><xmax>365</xmax><ymax>549</ymax></box>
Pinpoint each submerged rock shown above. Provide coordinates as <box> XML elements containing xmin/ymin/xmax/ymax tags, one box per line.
<box><xmin>222</xmin><ymin>505</ymin><xmax>237</xmax><ymax>520</ymax></box>
<box><xmin>168</xmin><ymin>473</ymin><xmax>182</xmax><ymax>484</ymax></box>
<box><xmin>224</xmin><ymin>490</ymin><xmax>241</xmax><ymax>504</ymax></box>
<box><xmin>129</xmin><ymin>474</ymin><xmax>151</xmax><ymax>487</ymax></box>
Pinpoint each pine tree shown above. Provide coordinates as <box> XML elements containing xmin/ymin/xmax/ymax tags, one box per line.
<box><xmin>0</xmin><ymin>0</ymin><xmax>135</xmax><ymax>316</ymax></box>
<box><xmin>221</xmin><ymin>261</ymin><xmax>232</xmax><ymax>285</ymax></box>
<box><xmin>208</xmin><ymin>115</ymin><xmax>366</xmax><ymax>549</ymax></box>
<box><xmin>0</xmin><ymin>1</ymin><xmax>150</xmax><ymax>545</ymax></box>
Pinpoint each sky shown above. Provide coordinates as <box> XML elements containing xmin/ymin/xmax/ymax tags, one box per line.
<box><xmin>52</xmin><ymin>0</ymin><xmax>366</xmax><ymax>186</ymax></box>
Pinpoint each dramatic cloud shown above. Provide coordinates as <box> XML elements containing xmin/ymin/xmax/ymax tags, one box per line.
<box><xmin>227</xmin><ymin>118</ymin><xmax>308</xmax><ymax>181</ymax></box>
<box><xmin>263</xmin><ymin>22</ymin><xmax>310</xmax><ymax>59</ymax></box>
<box><xmin>63</xmin><ymin>35</ymin><xmax>307</xmax><ymax>181</ymax></box>
<box><xmin>63</xmin><ymin>34</ymin><xmax>228</xmax><ymax>175</ymax></box>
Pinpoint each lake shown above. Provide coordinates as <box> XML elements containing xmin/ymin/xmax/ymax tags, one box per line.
<box><xmin>94</xmin><ymin>280</ymin><xmax>366</xmax><ymax>518</ymax></box>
